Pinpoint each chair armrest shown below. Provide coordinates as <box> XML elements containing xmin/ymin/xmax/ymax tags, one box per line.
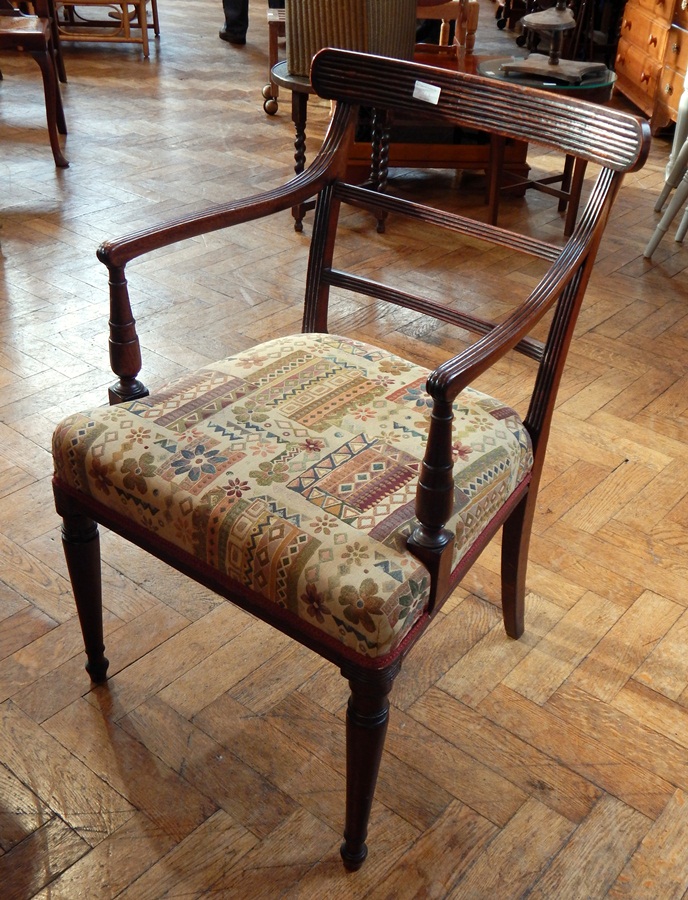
<box><xmin>99</xmin><ymin>171</ymin><xmax>320</xmax><ymax>403</ymax></box>
<box><xmin>426</xmin><ymin>216</ymin><xmax>597</xmax><ymax>404</ymax></box>
<box><xmin>99</xmin><ymin>103</ymin><xmax>356</xmax><ymax>405</ymax></box>
<box><xmin>409</xmin><ymin>180</ymin><xmax>612</xmax><ymax>592</ymax></box>
<box><xmin>99</xmin><ymin>168</ymin><xmax>330</xmax><ymax>269</ymax></box>
<box><xmin>98</xmin><ymin>101</ymin><xmax>356</xmax><ymax>269</ymax></box>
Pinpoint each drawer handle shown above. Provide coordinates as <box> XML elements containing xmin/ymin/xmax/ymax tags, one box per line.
<box><xmin>673</xmin><ymin>43</ymin><xmax>681</xmax><ymax>53</ymax></box>
<box><xmin>641</xmin><ymin>70</ymin><xmax>651</xmax><ymax>83</ymax></box>
<box><xmin>666</xmin><ymin>84</ymin><xmax>674</xmax><ymax>95</ymax></box>
<box><xmin>623</xmin><ymin>17</ymin><xmax>631</xmax><ymax>29</ymax></box>
<box><xmin>649</xmin><ymin>33</ymin><xmax>658</xmax><ymax>47</ymax></box>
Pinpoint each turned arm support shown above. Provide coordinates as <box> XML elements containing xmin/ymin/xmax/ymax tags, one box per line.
<box><xmin>408</xmin><ymin>396</ymin><xmax>455</xmax><ymax>610</ymax></box>
<box><xmin>97</xmin><ymin>171</ymin><xmax>326</xmax><ymax>404</ymax></box>
<box><xmin>103</xmin><ymin>264</ymin><xmax>145</xmax><ymax>404</ymax></box>
<box><xmin>99</xmin><ymin>102</ymin><xmax>354</xmax><ymax>269</ymax></box>
<box><xmin>97</xmin><ymin>103</ymin><xmax>357</xmax><ymax>404</ymax></box>
<box><xmin>407</xmin><ymin>229</ymin><xmax>594</xmax><ymax>607</ymax></box>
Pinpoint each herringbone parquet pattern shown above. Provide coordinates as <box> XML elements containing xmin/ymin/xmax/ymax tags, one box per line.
<box><xmin>2</xmin><ymin>1</ymin><xmax>688</xmax><ymax>897</ymax></box>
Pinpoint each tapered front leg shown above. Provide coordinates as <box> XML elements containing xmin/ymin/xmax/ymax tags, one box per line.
<box><xmin>31</xmin><ymin>49</ymin><xmax>68</xmax><ymax>168</ymax></box>
<box><xmin>500</xmin><ymin>491</ymin><xmax>537</xmax><ymax>640</ymax></box>
<box><xmin>340</xmin><ymin>666</ymin><xmax>398</xmax><ymax>870</ymax></box>
<box><xmin>60</xmin><ymin>511</ymin><xmax>109</xmax><ymax>682</ymax></box>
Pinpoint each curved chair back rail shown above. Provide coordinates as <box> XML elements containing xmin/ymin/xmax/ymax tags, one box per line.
<box><xmin>310</xmin><ymin>48</ymin><xmax>650</xmax><ymax>172</ymax></box>
<box><xmin>52</xmin><ymin>48</ymin><xmax>651</xmax><ymax>871</ymax></box>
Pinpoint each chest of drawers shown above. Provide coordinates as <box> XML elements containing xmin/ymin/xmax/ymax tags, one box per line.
<box><xmin>615</xmin><ymin>0</ymin><xmax>688</xmax><ymax>131</ymax></box>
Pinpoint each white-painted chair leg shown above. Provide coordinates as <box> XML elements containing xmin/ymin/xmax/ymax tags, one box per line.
<box><xmin>645</xmin><ymin>168</ymin><xmax>688</xmax><ymax>258</ymax></box>
<box><xmin>655</xmin><ymin>138</ymin><xmax>688</xmax><ymax>213</ymax></box>
<box><xmin>665</xmin><ymin>77</ymin><xmax>688</xmax><ymax>181</ymax></box>
<box><xmin>675</xmin><ymin>204</ymin><xmax>688</xmax><ymax>243</ymax></box>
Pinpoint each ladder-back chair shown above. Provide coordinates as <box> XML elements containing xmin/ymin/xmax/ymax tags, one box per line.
<box><xmin>52</xmin><ymin>49</ymin><xmax>650</xmax><ymax>869</ymax></box>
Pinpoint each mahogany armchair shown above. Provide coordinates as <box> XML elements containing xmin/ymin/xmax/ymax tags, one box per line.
<box><xmin>52</xmin><ymin>49</ymin><xmax>649</xmax><ymax>868</ymax></box>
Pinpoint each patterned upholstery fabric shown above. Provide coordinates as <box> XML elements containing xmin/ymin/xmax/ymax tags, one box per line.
<box><xmin>52</xmin><ymin>334</ymin><xmax>533</xmax><ymax>659</ymax></box>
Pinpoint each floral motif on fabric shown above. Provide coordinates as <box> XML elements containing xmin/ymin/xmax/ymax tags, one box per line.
<box><xmin>53</xmin><ymin>333</ymin><xmax>533</xmax><ymax>659</ymax></box>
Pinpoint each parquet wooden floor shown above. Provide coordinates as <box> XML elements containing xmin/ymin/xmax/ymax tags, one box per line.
<box><xmin>2</xmin><ymin>1</ymin><xmax>688</xmax><ymax>897</ymax></box>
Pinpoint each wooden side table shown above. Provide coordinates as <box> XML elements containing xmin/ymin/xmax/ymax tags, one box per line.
<box><xmin>270</xmin><ymin>59</ymin><xmax>316</xmax><ymax>231</ymax></box>
<box><xmin>477</xmin><ymin>58</ymin><xmax>617</xmax><ymax>236</ymax></box>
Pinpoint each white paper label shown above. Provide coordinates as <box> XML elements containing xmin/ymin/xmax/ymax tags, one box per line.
<box><xmin>412</xmin><ymin>80</ymin><xmax>441</xmax><ymax>105</ymax></box>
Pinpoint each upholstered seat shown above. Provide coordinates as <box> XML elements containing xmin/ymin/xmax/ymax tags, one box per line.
<box><xmin>53</xmin><ymin>332</ymin><xmax>531</xmax><ymax>660</ymax></box>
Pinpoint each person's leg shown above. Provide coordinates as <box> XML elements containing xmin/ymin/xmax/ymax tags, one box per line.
<box><xmin>220</xmin><ymin>0</ymin><xmax>249</xmax><ymax>44</ymax></box>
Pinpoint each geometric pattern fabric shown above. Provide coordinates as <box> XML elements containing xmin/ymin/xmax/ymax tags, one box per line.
<box><xmin>53</xmin><ymin>334</ymin><xmax>533</xmax><ymax>658</ymax></box>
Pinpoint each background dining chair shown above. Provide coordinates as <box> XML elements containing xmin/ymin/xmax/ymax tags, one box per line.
<box><xmin>0</xmin><ymin>0</ymin><xmax>68</xmax><ymax>166</ymax></box>
<box><xmin>644</xmin><ymin>134</ymin><xmax>688</xmax><ymax>258</ymax></box>
<box><xmin>13</xmin><ymin>0</ymin><xmax>66</xmax><ymax>81</ymax></box>
<box><xmin>416</xmin><ymin>0</ymin><xmax>480</xmax><ymax>55</ymax></box>
<box><xmin>54</xmin><ymin>0</ymin><xmax>159</xmax><ymax>58</ymax></box>
<box><xmin>52</xmin><ymin>48</ymin><xmax>650</xmax><ymax>869</ymax></box>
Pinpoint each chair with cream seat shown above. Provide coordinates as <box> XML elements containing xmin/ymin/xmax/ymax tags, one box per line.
<box><xmin>52</xmin><ymin>49</ymin><xmax>649</xmax><ymax>869</ymax></box>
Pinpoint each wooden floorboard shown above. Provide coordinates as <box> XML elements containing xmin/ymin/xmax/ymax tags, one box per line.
<box><xmin>2</xmin><ymin>0</ymin><xmax>688</xmax><ymax>896</ymax></box>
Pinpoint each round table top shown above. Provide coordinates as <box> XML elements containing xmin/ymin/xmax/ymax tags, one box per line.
<box><xmin>477</xmin><ymin>57</ymin><xmax>616</xmax><ymax>102</ymax></box>
<box><xmin>271</xmin><ymin>60</ymin><xmax>314</xmax><ymax>94</ymax></box>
